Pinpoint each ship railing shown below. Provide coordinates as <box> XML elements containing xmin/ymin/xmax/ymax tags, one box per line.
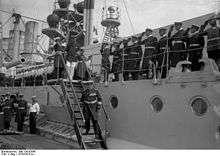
<box><xmin>92</xmin><ymin>37</ymin><xmax>220</xmax><ymax>82</ymax></box>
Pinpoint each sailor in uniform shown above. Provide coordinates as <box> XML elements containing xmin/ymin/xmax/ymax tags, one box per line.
<box><xmin>140</xmin><ymin>28</ymin><xmax>158</xmax><ymax>79</ymax></box>
<box><xmin>111</xmin><ymin>40</ymin><xmax>122</xmax><ymax>82</ymax></box>
<box><xmin>124</xmin><ymin>36</ymin><xmax>142</xmax><ymax>80</ymax></box>
<box><xmin>168</xmin><ymin>22</ymin><xmax>189</xmax><ymax>68</ymax></box>
<box><xmin>100</xmin><ymin>42</ymin><xmax>111</xmax><ymax>83</ymax></box>
<box><xmin>81</xmin><ymin>86</ymin><xmax>102</xmax><ymax>138</ymax></box>
<box><xmin>187</xmin><ymin>24</ymin><xmax>204</xmax><ymax>71</ymax></box>
<box><xmin>158</xmin><ymin>28</ymin><xmax>168</xmax><ymax>78</ymax></box>
<box><xmin>15</xmin><ymin>94</ymin><xmax>28</xmax><ymax>132</ymax></box>
<box><xmin>53</xmin><ymin>37</ymin><xmax>66</xmax><ymax>79</ymax></box>
<box><xmin>29</xmin><ymin>96</ymin><xmax>40</xmax><ymax>134</ymax></box>
<box><xmin>200</xmin><ymin>17</ymin><xmax>220</xmax><ymax>69</ymax></box>
<box><xmin>2</xmin><ymin>93</ymin><xmax>13</xmax><ymax>130</ymax></box>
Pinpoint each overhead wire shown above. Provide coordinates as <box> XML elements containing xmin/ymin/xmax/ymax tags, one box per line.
<box><xmin>122</xmin><ymin>0</ymin><xmax>135</xmax><ymax>35</ymax></box>
<box><xmin>0</xmin><ymin>9</ymin><xmax>47</xmax><ymax>24</ymax></box>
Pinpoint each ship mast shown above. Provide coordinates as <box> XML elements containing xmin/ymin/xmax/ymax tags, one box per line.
<box><xmin>83</xmin><ymin>0</ymin><xmax>94</xmax><ymax>46</ymax></box>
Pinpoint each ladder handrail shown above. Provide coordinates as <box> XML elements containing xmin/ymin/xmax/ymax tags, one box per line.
<box><xmin>58</xmin><ymin>52</ymin><xmax>85</xmax><ymax>123</ymax></box>
<box><xmin>60</xmin><ymin>80</ymin><xmax>86</xmax><ymax>149</ymax></box>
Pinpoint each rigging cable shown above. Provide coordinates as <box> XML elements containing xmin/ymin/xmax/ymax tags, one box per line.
<box><xmin>122</xmin><ymin>0</ymin><xmax>135</xmax><ymax>35</ymax></box>
<box><xmin>0</xmin><ymin>9</ymin><xmax>47</xmax><ymax>24</ymax></box>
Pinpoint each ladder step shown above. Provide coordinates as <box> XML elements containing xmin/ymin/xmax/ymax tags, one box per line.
<box><xmin>84</xmin><ymin>139</ymin><xmax>103</xmax><ymax>144</ymax></box>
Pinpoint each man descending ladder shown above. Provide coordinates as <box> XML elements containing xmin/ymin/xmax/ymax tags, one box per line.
<box><xmin>81</xmin><ymin>85</ymin><xmax>102</xmax><ymax>138</ymax></box>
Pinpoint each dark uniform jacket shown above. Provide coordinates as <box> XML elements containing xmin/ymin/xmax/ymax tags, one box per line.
<box><xmin>141</xmin><ymin>35</ymin><xmax>158</xmax><ymax>69</ymax></box>
<box><xmin>15</xmin><ymin>99</ymin><xmax>28</xmax><ymax>123</ymax></box>
<box><xmin>100</xmin><ymin>44</ymin><xmax>111</xmax><ymax>71</ymax></box>
<box><xmin>187</xmin><ymin>31</ymin><xmax>204</xmax><ymax>62</ymax></box>
<box><xmin>111</xmin><ymin>43</ymin><xmax>122</xmax><ymax>74</ymax></box>
<box><xmin>81</xmin><ymin>88</ymin><xmax>102</xmax><ymax>120</ymax></box>
<box><xmin>124</xmin><ymin>40</ymin><xmax>142</xmax><ymax>71</ymax></box>
<box><xmin>205</xmin><ymin>27</ymin><xmax>220</xmax><ymax>53</ymax></box>
<box><xmin>169</xmin><ymin>29</ymin><xmax>189</xmax><ymax>67</ymax></box>
<box><xmin>158</xmin><ymin>35</ymin><xmax>168</xmax><ymax>68</ymax></box>
<box><xmin>3</xmin><ymin>98</ymin><xmax>13</xmax><ymax>122</ymax></box>
<box><xmin>54</xmin><ymin>43</ymin><xmax>66</xmax><ymax>68</ymax></box>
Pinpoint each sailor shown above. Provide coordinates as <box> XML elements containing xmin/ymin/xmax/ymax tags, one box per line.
<box><xmin>15</xmin><ymin>94</ymin><xmax>28</xmax><ymax>132</ymax></box>
<box><xmin>100</xmin><ymin>42</ymin><xmax>111</xmax><ymax>83</ymax></box>
<box><xmin>81</xmin><ymin>86</ymin><xmax>102</xmax><ymax>138</ymax></box>
<box><xmin>29</xmin><ymin>96</ymin><xmax>40</xmax><ymax>134</ymax></box>
<box><xmin>125</xmin><ymin>36</ymin><xmax>142</xmax><ymax>80</ymax></box>
<box><xmin>140</xmin><ymin>28</ymin><xmax>158</xmax><ymax>79</ymax></box>
<box><xmin>111</xmin><ymin>40</ymin><xmax>122</xmax><ymax>82</ymax></box>
<box><xmin>2</xmin><ymin>92</ymin><xmax>13</xmax><ymax>130</ymax></box>
<box><xmin>187</xmin><ymin>24</ymin><xmax>204</xmax><ymax>71</ymax></box>
<box><xmin>168</xmin><ymin>22</ymin><xmax>189</xmax><ymax>68</ymax></box>
<box><xmin>74</xmin><ymin>48</ymin><xmax>91</xmax><ymax>81</ymax></box>
<box><xmin>66</xmin><ymin>33</ymin><xmax>80</xmax><ymax>80</ymax></box>
<box><xmin>53</xmin><ymin>37</ymin><xmax>66</xmax><ymax>79</ymax></box>
<box><xmin>158</xmin><ymin>27</ymin><xmax>168</xmax><ymax>78</ymax></box>
<box><xmin>200</xmin><ymin>17</ymin><xmax>220</xmax><ymax>69</ymax></box>
<box><xmin>123</xmin><ymin>37</ymin><xmax>131</xmax><ymax>81</ymax></box>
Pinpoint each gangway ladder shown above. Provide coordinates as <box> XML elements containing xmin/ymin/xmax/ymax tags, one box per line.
<box><xmin>57</xmin><ymin>52</ymin><xmax>108</xmax><ymax>149</ymax></box>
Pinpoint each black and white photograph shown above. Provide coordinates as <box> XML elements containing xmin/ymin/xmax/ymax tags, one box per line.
<box><xmin>0</xmin><ymin>0</ymin><xmax>220</xmax><ymax>153</ymax></box>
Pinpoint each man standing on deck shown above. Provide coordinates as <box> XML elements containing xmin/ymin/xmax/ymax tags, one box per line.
<box><xmin>29</xmin><ymin>96</ymin><xmax>40</xmax><ymax>134</ymax></box>
<box><xmin>140</xmin><ymin>28</ymin><xmax>158</xmax><ymax>79</ymax></box>
<box><xmin>2</xmin><ymin>93</ymin><xmax>13</xmax><ymax>130</ymax></box>
<box><xmin>200</xmin><ymin>17</ymin><xmax>220</xmax><ymax>69</ymax></box>
<box><xmin>53</xmin><ymin>37</ymin><xmax>66</xmax><ymax>79</ymax></box>
<box><xmin>81</xmin><ymin>85</ymin><xmax>102</xmax><ymax>139</ymax></box>
<box><xmin>15</xmin><ymin>94</ymin><xmax>28</xmax><ymax>132</ymax></box>
<box><xmin>158</xmin><ymin>28</ymin><xmax>168</xmax><ymax>78</ymax></box>
<box><xmin>187</xmin><ymin>24</ymin><xmax>204</xmax><ymax>71</ymax></box>
<box><xmin>168</xmin><ymin>22</ymin><xmax>189</xmax><ymax>68</ymax></box>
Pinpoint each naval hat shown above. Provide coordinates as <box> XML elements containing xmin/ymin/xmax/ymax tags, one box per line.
<box><xmin>174</xmin><ymin>22</ymin><xmax>182</xmax><ymax>26</ymax></box>
<box><xmin>191</xmin><ymin>24</ymin><xmax>199</xmax><ymax>30</ymax></box>
<box><xmin>5</xmin><ymin>92</ymin><xmax>10</xmax><ymax>96</ymax></box>
<box><xmin>145</xmin><ymin>28</ymin><xmax>153</xmax><ymax>32</ymax></box>
<box><xmin>32</xmin><ymin>95</ymin><xmax>37</xmax><ymax>99</ymax></box>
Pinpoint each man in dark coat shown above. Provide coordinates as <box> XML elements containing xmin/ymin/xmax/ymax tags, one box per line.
<box><xmin>187</xmin><ymin>24</ymin><xmax>204</xmax><ymax>71</ymax></box>
<box><xmin>140</xmin><ymin>28</ymin><xmax>158</xmax><ymax>79</ymax></box>
<box><xmin>2</xmin><ymin>93</ymin><xmax>13</xmax><ymax>130</ymax></box>
<box><xmin>100</xmin><ymin>43</ymin><xmax>111</xmax><ymax>83</ymax></box>
<box><xmin>158</xmin><ymin>28</ymin><xmax>168</xmax><ymax>78</ymax></box>
<box><xmin>15</xmin><ymin>94</ymin><xmax>28</xmax><ymax>132</ymax></box>
<box><xmin>168</xmin><ymin>22</ymin><xmax>189</xmax><ymax>68</ymax></box>
<box><xmin>200</xmin><ymin>18</ymin><xmax>220</xmax><ymax>69</ymax></box>
<box><xmin>124</xmin><ymin>36</ymin><xmax>142</xmax><ymax>80</ymax></box>
<box><xmin>81</xmin><ymin>86</ymin><xmax>102</xmax><ymax>138</ymax></box>
<box><xmin>53</xmin><ymin>37</ymin><xmax>66</xmax><ymax>79</ymax></box>
<box><xmin>111</xmin><ymin>41</ymin><xmax>122</xmax><ymax>82</ymax></box>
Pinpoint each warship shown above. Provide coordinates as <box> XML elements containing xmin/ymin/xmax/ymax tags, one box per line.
<box><xmin>0</xmin><ymin>0</ymin><xmax>220</xmax><ymax>149</ymax></box>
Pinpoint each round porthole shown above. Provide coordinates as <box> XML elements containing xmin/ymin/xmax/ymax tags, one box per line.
<box><xmin>191</xmin><ymin>97</ymin><xmax>208</xmax><ymax>116</ymax></box>
<box><xmin>150</xmin><ymin>96</ymin><xmax>164</xmax><ymax>113</ymax></box>
<box><xmin>109</xmin><ymin>95</ymin><xmax>118</xmax><ymax>109</ymax></box>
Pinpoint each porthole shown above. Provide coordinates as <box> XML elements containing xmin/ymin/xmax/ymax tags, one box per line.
<box><xmin>191</xmin><ymin>97</ymin><xmax>208</xmax><ymax>116</ymax></box>
<box><xmin>109</xmin><ymin>95</ymin><xmax>118</xmax><ymax>109</ymax></box>
<box><xmin>150</xmin><ymin>96</ymin><xmax>164</xmax><ymax>113</ymax></box>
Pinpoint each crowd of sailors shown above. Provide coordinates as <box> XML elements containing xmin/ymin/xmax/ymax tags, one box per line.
<box><xmin>101</xmin><ymin>17</ymin><xmax>220</xmax><ymax>82</ymax></box>
<box><xmin>0</xmin><ymin>93</ymin><xmax>40</xmax><ymax>134</ymax></box>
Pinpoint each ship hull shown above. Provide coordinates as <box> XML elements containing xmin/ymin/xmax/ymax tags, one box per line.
<box><xmin>1</xmin><ymin>76</ymin><xmax>220</xmax><ymax>149</ymax></box>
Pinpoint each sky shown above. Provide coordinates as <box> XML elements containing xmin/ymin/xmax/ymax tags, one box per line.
<box><xmin>0</xmin><ymin>0</ymin><xmax>219</xmax><ymax>41</ymax></box>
